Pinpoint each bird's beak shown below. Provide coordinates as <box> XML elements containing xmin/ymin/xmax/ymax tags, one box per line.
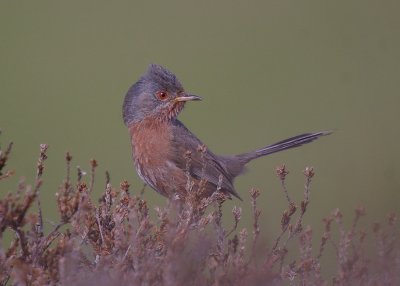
<box><xmin>174</xmin><ymin>93</ymin><xmax>202</xmax><ymax>102</ymax></box>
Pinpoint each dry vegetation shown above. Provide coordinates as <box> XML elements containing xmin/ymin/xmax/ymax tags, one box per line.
<box><xmin>0</xmin><ymin>133</ymin><xmax>399</xmax><ymax>285</ymax></box>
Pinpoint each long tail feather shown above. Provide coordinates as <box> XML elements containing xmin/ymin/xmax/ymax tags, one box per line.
<box><xmin>237</xmin><ymin>131</ymin><xmax>332</xmax><ymax>164</ymax></box>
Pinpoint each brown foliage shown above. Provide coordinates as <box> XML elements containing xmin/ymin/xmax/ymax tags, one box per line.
<box><xmin>0</xmin><ymin>135</ymin><xmax>399</xmax><ymax>285</ymax></box>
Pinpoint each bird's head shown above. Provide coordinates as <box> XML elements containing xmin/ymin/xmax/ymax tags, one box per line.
<box><xmin>123</xmin><ymin>64</ymin><xmax>201</xmax><ymax>126</ymax></box>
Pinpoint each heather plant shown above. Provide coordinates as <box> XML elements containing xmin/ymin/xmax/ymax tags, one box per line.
<box><xmin>0</xmin><ymin>133</ymin><xmax>399</xmax><ymax>285</ymax></box>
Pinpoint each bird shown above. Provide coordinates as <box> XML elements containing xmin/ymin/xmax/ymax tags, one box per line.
<box><xmin>123</xmin><ymin>64</ymin><xmax>330</xmax><ymax>200</ymax></box>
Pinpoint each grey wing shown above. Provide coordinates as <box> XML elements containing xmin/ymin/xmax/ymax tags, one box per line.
<box><xmin>170</xmin><ymin>120</ymin><xmax>241</xmax><ymax>199</ymax></box>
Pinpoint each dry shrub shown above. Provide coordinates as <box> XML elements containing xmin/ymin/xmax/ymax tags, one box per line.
<box><xmin>0</xmin><ymin>135</ymin><xmax>399</xmax><ymax>286</ymax></box>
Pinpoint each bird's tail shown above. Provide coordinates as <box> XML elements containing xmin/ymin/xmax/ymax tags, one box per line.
<box><xmin>236</xmin><ymin>131</ymin><xmax>332</xmax><ymax>164</ymax></box>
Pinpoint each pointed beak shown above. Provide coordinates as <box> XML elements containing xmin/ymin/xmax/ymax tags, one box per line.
<box><xmin>174</xmin><ymin>93</ymin><xmax>202</xmax><ymax>102</ymax></box>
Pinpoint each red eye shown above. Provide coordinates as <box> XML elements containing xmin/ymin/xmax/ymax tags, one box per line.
<box><xmin>156</xmin><ymin>91</ymin><xmax>168</xmax><ymax>100</ymax></box>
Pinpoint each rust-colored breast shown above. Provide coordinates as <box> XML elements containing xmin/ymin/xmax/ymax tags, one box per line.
<box><xmin>128</xmin><ymin>119</ymin><xmax>185</xmax><ymax>197</ymax></box>
<box><xmin>129</xmin><ymin>120</ymin><xmax>171</xmax><ymax>167</ymax></box>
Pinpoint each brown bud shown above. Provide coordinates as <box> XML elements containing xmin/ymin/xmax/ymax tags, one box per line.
<box><xmin>276</xmin><ymin>165</ymin><xmax>289</xmax><ymax>180</ymax></box>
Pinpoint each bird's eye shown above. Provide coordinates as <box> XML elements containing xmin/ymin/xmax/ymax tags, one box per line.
<box><xmin>156</xmin><ymin>91</ymin><xmax>168</xmax><ymax>100</ymax></box>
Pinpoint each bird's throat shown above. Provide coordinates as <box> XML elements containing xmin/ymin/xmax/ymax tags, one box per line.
<box><xmin>166</xmin><ymin>101</ymin><xmax>185</xmax><ymax>121</ymax></box>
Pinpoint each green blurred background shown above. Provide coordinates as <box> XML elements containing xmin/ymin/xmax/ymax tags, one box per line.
<box><xmin>1</xmin><ymin>0</ymin><xmax>399</xmax><ymax>256</ymax></box>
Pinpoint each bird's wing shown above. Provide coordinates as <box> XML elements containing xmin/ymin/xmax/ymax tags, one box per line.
<box><xmin>170</xmin><ymin>120</ymin><xmax>240</xmax><ymax>199</ymax></box>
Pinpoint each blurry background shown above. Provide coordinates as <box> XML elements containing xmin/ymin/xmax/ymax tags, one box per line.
<box><xmin>1</xmin><ymin>0</ymin><xmax>399</xmax><ymax>264</ymax></box>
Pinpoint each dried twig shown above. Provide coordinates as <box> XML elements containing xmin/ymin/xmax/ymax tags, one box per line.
<box><xmin>0</xmin><ymin>141</ymin><xmax>13</xmax><ymax>175</ymax></box>
<box><xmin>35</xmin><ymin>144</ymin><xmax>49</xmax><ymax>238</ymax></box>
<box><xmin>249</xmin><ymin>188</ymin><xmax>261</xmax><ymax>265</ymax></box>
<box><xmin>89</xmin><ymin>159</ymin><xmax>98</xmax><ymax>193</ymax></box>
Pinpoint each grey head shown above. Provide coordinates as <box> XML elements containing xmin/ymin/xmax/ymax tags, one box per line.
<box><xmin>123</xmin><ymin>64</ymin><xmax>201</xmax><ymax>126</ymax></box>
